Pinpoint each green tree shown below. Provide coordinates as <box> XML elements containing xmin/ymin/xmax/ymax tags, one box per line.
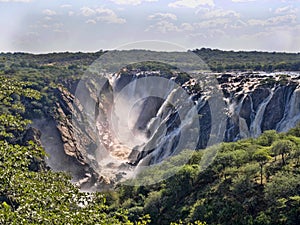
<box><xmin>253</xmin><ymin>147</ymin><xmax>271</xmax><ymax>185</ymax></box>
<box><xmin>257</xmin><ymin>130</ymin><xmax>278</xmax><ymax>146</ymax></box>
<box><xmin>272</xmin><ymin>140</ymin><xmax>296</xmax><ymax>165</ymax></box>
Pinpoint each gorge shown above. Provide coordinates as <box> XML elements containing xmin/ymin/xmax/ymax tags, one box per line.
<box><xmin>35</xmin><ymin>68</ymin><xmax>300</xmax><ymax>190</ymax></box>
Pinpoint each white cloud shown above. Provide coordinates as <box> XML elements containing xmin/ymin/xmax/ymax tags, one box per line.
<box><xmin>60</xmin><ymin>4</ymin><xmax>72</xmax><ymax>8</ymax></box>
<box><xmin>232</xmin><ymin>26</ymin><xmax>299</xmax><ymax>52</ymax></box>
<box><xmin>190</xmin><ymin>29</ymin><xmax>226</xmax><ymax>39</ymax></box>
<box><xmin>148</xmin><ymin>13</ymin><xmax>177</xmax><ymax>21</ymax></box>
<box><xmin>109</xmin><ymin>0</ymin><xmax>158</xmax><ymax>5</ymax></box>
<box><xmin>202</xmin><ymin>9</ymin><xmax>240</xmax><ymax>19</ymax></box>
<box><xmin>231</xmin><ymin>0</ymin><xmax>256</xmax><ymax>2</ymax></box>
<box><xmin>168</xmin><ymin>0</ymin><xmax>214</xmax><ymax>8</ymax></box>
<box><xmin>42</xmin><ymin>9</ymin><xmax>57</xmax><ymax>16</ymax></box>
<box><xmin>80</xmin><ymin>6</ymin><xmax>126</xmax><ymax>24</ymax></box>
<box><xmin>275</xmin><ymin>5</ymin><xmax>298</xmax><ymax>14</ymax></box>
<box><xmin>195</xmin><ymin>18</ymin><xmax>230</xmax><ymax>28</ymax></box>
<box><xmin>0</xmin><ymin>0</ymin><xmax>32</xmax><ymax>2</ymax></box>
<box><xmin>80</xmin><ymin>7</ymin><xmax>96</xmax><ymax>17</ymax></box>
<box><xmin>180</xmin><ymin>23</ymin><xmax>194</xmax><ymax>31</ymax></box>
<box><xmin>86</xmin><ymin>19</ymin><xmax>97</xmax><ymax>24</ymax></box>
<box><xmin>95</xmin><ymin>7</ymin><xmax>126</xmax><ymax>24</ymax></box>
<box><xmin>146</xmin><ymin>21</ymin><xmax>179</xmax><ymax>33</ymax></box>
<box><xmin>248</xmin><ymin>14</ymin><xmax>297</xmax><ymax>26</ymax></box>
<box><xmin>146</xmin><ymin>20</ymin><xmax>195</xmax><ymax>33</ymax></box>
<box><xmin>230</xmin><ymin>19</ymin><xmax>247</xmax><ymax>29</ymax></box>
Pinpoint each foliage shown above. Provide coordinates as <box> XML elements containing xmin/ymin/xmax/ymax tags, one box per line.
<box><xmin>116</xmin><ymin>129</ymin><xmax>300</xmax><ymax>225</ymax></box>
<box><xmin>193</xmin><ymin>48</ymin><xmax>300</xmax><ymax>72</ymax></box>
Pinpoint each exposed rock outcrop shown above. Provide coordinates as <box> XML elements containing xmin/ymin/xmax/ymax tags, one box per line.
<box><xmin>221</xmin><ymin>73</ymin><xmax>300</xmax><ymax>140</ymax></box>
<box><xmin>37</xmin><ymin>70</ymin><xmax>300</xmax><ymax>190</ymax></box>
<box><xmin>22</xmin><ymin>127</ymin><xmax>42</xmax><ymax>146</ymax></box>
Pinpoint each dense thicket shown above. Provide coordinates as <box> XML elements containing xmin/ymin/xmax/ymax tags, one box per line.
<box><xmin>113</xmin><ymin>127</ymin><xmax>300</xmax><ymax>224</ymax></box>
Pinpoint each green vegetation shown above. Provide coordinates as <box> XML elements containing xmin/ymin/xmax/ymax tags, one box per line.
<box><xmin>0</xmin><ymin>76</ymin><xmax>41</xmax><ymax>141</ymax></box>
<box><xmin>0</xmin><ymin>50</ymin><xmax>300</xmax><ymax>224</ymax></box>
<box><xmin>114</xmin><ymin>127</ymin><xmax>300</xmax><ymax>225</ymax></box>
<box><xmin>1</xmin><ymin>48</ymin><xmax>300</xmax><ymax>76</ymax></box>
<box><xmin>193</xmin><ymin>48</ymin><xmax>300</xmax><ymax>72</ymax></box>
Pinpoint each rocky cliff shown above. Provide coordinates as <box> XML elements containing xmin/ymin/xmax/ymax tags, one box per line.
<box><xmin>221</xmin><ymin>73</ymin><xmax>300</xmax><ymax>141</ymax></box>
<box><xmin>35</xmin><ymin>70</ymin><xmax>300</xmax><ymax>190</ymax></box>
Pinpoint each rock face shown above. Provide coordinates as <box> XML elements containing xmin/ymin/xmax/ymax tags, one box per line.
<box><xmin>31</xmin><ymin>85</ymin><xmax>101</xmax><ymax>190</ymax></box>
<box><xmin>22</xmin><ymin>127</ymin><xmax>42</xmax><ymax>146</ymax></box>
<box><xmin>222</xmin><ymin>73</ymin><xmax>300</xmax><ymax>141</ymax></box>
<box><xmin>36</xmin><ymin>71</ymin><xmax>300</xmax><ymax>190</ymax></box>
<box><xmin>22</xmin><ymin>127</ymin><xmax>46</xmax><ymax>172</ymax></box>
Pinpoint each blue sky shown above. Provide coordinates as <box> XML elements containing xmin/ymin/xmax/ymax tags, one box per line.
<box><xmin>0</xmin><ymin>0</ymin><xmax>299</xmax><ymax>53</ymax></box>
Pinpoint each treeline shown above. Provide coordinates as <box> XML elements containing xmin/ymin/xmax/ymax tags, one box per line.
<box><xmin>193</xmin><ymin>48</ymin><xmax>300</xmax><ymax>72</ymax></box>
<box><xmin>113</xmin><ymin>128</ymin><xmax>300</xmax><ymax>225</ymax></box>
<box><xmin>1</xmin><ymin>48</ymin><xmax>300</xmax><ymax>75</ymax></box>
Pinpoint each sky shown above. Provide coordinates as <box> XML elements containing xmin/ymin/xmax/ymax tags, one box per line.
<box><xmin>0</xmin><ymin>0</ymin><xmax>300</xmax><ymax>53</ymax></box>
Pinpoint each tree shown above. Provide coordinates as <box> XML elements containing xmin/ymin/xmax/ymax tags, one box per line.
<box><xmin>272</xmin><ymin>140</ymin><xmax>296</xmax><ymax>165</ymax></box>
<box><xmin>287</xmin><ymin>122</ymin><xmax>300</xmax><ymax>137</ymax></box>
<box><xmin>253</xmin><ymin>148</ymin><xmax>271</xmax><ymax>185</ymax></box>
<box><xmin>257</xmin><ymin>130</ymin><xmax>278</xmax><ymax>146</ymax></box>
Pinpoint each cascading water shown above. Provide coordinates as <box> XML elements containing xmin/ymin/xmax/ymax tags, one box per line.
<box><xmin>277</xmin><ymin>86</ymin><xmax>300</xmax><ymax>132</ymax></box>
<box><xmin>250</xmin><ymin>88</ymin><xmax>274</xmax><ymax>137</ymax></box>
<box><xmin>223</xmin><ymin>73</ymin><xmax>300</xmax><ymax>141</ymax></box>
<box><xmin>86</xmin><ymin>71</ymin><xmax>300</xmax><ymax>188</ymax></box>
<box><xmin>30</xmin><ymin>45</ymin><xmax>298</xmax><ymax>190</ymax></box>
<box><xmin>35</xmin><ymin>66</ymin><xmax>300</xmax><ymax>191</ymax></box>
<box><xmin>90</xmin><ymin>71</ymin><xmax>207</xmax><ymax>187</ymax></box>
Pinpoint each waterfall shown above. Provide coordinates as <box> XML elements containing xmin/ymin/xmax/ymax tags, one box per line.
<box><xmin>73</xmin><ymin>71</ymin><xmax>300</xmax><ymax>188</ymax></box>
<box><xmin>250</xmin><ymin>88</ymin><xmax>274</xmax><ymax>137</ymax></box>
<box><xmin>277</xmin><ymin>85</ymin><xmax>300</xmax><ymax>132</ymax></box>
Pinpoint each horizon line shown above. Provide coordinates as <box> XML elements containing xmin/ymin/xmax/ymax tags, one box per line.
<box><xmin>1</xmin><ymin>47</ymin><xmax>300</xmax><ymax>55</ymax></box>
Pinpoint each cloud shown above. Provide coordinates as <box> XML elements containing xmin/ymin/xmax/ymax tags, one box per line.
<box><xmin>80</xmin><ymin>6</ymin><xmax>126</xmax><ymax>24</ymax></box>
<box><xmin>201</xmin><ymin>9</ymin><xmax>240</xmax><ymax>19</ymax></box>
<box><xmin>0</xmin><ymin>0</ymin><xmax>32</xmax><ymax>2</ymax></box>
<box><xmin>109</xmin><ymin>0</ymin><xmax>158</xmax><ymax>5</ymax></box>
<box><xmin>146</xmin><ymin>21</ymin><xmax>195</xmax><ymax>33</ymax></box>
<box><xmin>42</xmin><ymin>9</ymin><xmax>57</xmax><ymax>16</ymax></box>
<box><xmin>96</xmin><ymin>8</ymin><xmax>126</xmax><ymax>24</ymax></box>
<box><xmin>146</xmin><ymin>21</ymin><xmax>179</xmax><ymax>33</ymax></box>
<box><xmin>60</xmin><ymin>4</ymin><xmax>72</xmax><ymax>8</ymax></box>
<box><xmin>231</xmin><ymin>0</ymin><xmax>256</xmax><ymax>2</ymax></box>
<box><xmin>230</xmin><ymin>19</ymin><xmax>247</xmax><ymax>29</ymax></box>
<box><xmin>189</xmin><ymin>29</ymin><xmax>226</xmax><ymax>40</ymax></box>
<box><xmin>180</xmin><ymin>23</ymin><xmax>194</xmax><ymax>31</ymax></box>
<box><xmin>41</xmin><ymin>22</ymin><xmax>63</xmax><ymax>30</ymax></box>
<box><xmin>80</xmin><ymin>6</ymin><xmax>96</xmax><ymax>16</ymax></box>
<box><xmin>168</xmin><ymin>0</ymin><xmax>214</xmax><ymax>8</ymax></box>
<box><xmin>248</xmin><ymin>14</ymin><xmax>297</xmax><ymax>26</ymax></box>
<box><xmin>86</xmin><ymin>19</ymin><xmax>97</xmax><ymax>24</ymax></box>
<box><xmin>275</xmin><ymin>5</ymin><xmax>298</xmax><ymax>14</ymax></box>
<box><xmin>148</xmin><ymin>13</ymin><xmax>177</xmax><ymax>21</ymax></box>
<box><xmin>195</xmin><ymin>18</ymin><xmax>230</xmax><ymax>28</ymax></box>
